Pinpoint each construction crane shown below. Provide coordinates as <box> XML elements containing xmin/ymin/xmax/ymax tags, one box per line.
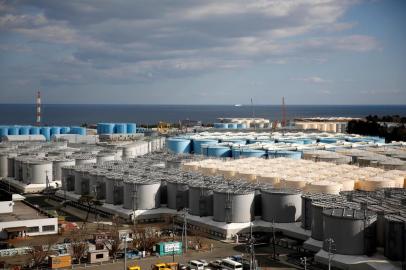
<box><xmin>281</xmin><ymin>96</ymin><xmax>286</xmax><ymax>127</ymax></box>
<box><xmin>157</xmin><ymin>121</ymin><xmax>171</xmax><ymax>134</ymax></box>
<box><xmin>36</xmin><ymin>90</ymin><xmax>41</xmax><ymax>126</ymax></box>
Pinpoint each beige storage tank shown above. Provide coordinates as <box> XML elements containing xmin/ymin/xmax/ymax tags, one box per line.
<box><xmin>358</xmin><ymin>176</ymin><xmax>396</xmax><ymax>191</ymax></box>
<box><xmin>305</xmin><ymin>180</ymin><xmax>343</xmax><ymax>194</ymax></box>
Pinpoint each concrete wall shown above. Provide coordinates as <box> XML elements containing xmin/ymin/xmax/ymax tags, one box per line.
<box><xmin>0</xmin><ymin>218</ymin><xmax>58</xmax><ymax>239</ymax></box>
<box><xmin>0</xmin><ymin>201</ymin><xmax>13</xmax><ymax>214</ymax></box>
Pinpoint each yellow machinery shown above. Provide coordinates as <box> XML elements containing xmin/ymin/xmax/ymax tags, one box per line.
<box><xmin>152</xmin><ymin>262</ymin><xmax>179</xmax><ymax>270</ymax></box>
<box><xmin>128</xmin><ymin>266</ymin><xmax>141</xmax><ymax>270</ymax></box>
<box><xmin>157</xmin><ymin>122</ymin><xmax>171</xmax><ymax>134</ymax></box>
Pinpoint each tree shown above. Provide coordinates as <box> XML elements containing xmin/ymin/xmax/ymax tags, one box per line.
<box><xmin>78</xmin><ymin>195</ymin><xmax>103</xmax><ymax>227</ymax></box>
<box><xmin>103</xmin><ymin>215</ymin><xmax>122</xmax><ymax>261</ymax></box>
<box><xmin>69</xmin><ymin>227</ymin><xmax>89</xmax><ymax>264</ymax></box>
<box><xmin>27</xmin><ymin>236</ymin><xmax>58</xmax><ymax>269</ymax></box>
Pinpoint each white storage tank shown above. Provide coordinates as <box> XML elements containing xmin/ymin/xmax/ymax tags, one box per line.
<box><xmin>188</xmin><ymin>182</ymin><xmax>214</xmax><ymax>217</ymax></box>
<box><xmin>25</xmin><ymin>160</ymin><xmax>53</xmax><ymax>184</ymax></box>
<box><xmin>123</xmin><ymin>179</ymin><xmax>161</xmax><ymax>210</ymax></box>
<box><xmin>51</xmin><ymin>158</ymin><xmax>75</xmax><ymax>181</ymax></box>
<box><xmin>213</xmin><ymin>188</ymin><xmax>255</xmax><ymax>223</ymax></box>
<box><xmin>75</xmin><ymin>155</ymin><xmax>97</xmax><ymax>166</ymax></box>
<box><xmin>96</xmin><ymin>152</ymin><xmax>116</xmax><ymax>164</ymax></box>
<box><xmin>261</xmin><ymin>189</ymin><xmax>302</xmax><ymax>223</ymax></box>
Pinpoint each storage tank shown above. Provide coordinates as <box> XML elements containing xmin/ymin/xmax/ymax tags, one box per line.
<box><xmin>50</xmin><ymin>127</ymin><xmax>61</xmax><ymax>136</ymax></box>
<box><xmin>26</xmin><ymin>160</ymin><xmax>53</xmax><ymax>184</ymax></box>
<box><xmin>305</xmin><ymin>181</ymin><xmax>342</xmax><ymax>195</ymax></box>
<box><xmin>74</xmin><ymin>155</ymin><xmax>97</xmax><ymax>166</ymax></box>
<box><xmin>104</xmin><ymin>173</ymin><xmax>123</xmax><ymax>204</ymax></box>
<box><xmin>192</xmin><ymin>139</ymin><xmax>218</xmax><ymax>155</ymax></box>
<box><xmin>166</xmin><ymin>138</ymin><xmax>192</xmax><ymax>154</ymax></box>
<box><xmin>234</xmin><ymin>149</ymin><xmax>266</xmax><ymax>158</ymax></box>
<box><xmin>167</xmin><ymin>181</ymin><xmax>189</xmax><ymax>210</ymax></box>
<box><xmin>213</xmin><ymin>188</ymin><xmax>255</xmax><ymax>223</ymax></box>
<box><xmin>261</xmin><ymin>189</ymin><xmax>302</xmax><ymax>223</ymax></box>
<box><xmin>228</xmin><ymin>123</ymin><xmax>238</xmax><ymax>129</ymax></box>
<box><xmin>60</xmin><ymin>127</ymin><xmax>70</xmax><ymax>134</ymax></box>
<box><xmin>8</xmin><ymin>126</ymin><xmax>19</xmax><ymax>135</ymax></box>
<box><xmin>51</xmin><ymin>159</ymin><xmax>75</xmax><ymax>181</ymax></box>
<box><xmin>29</xmin><ymin>127</ymin><xmax>40</xmax><ymax>135</ymax></box>
<box><xmin>114</xmin><ymin>123</ymin><xmax>127</xmax><ymax>134</ymax></box>
<box><xmin>367</xmin><ymin>205</ymin><xmax>400</xmax><ymax>247</ymax></box>
<box><xmin>188</xmin><ymin>183</ymin><xmax>214</xmax><ymax>216</ymax></box>
<box><xmin>126</xmin><ymin>123</ymin><xmax>137</xmax><ymax>134</ymax></box>
<box><xmin>97</xmin><ymin>123</ymin><xmax>115</xmax><ymax>134</ymax></box>
<box><xmin>0</xmin><ymin>152</ymin><xmax>16</xmax><ymax>178</ymax></box>
<box><xmin>384</xmin><ymin>214</ymin><xmax>406</xmax><ymax>261</ymax></box>
<box><xmin>322</xmin><ymin>208</ymin><xmax>377</xmax><ymax>255</ymax></box>
<box><xmin>123</xmin><ymin>179</ymin><xmax>161</xmax><ymax>210</ymax></box>
<box><xmin>74</xmin><ymin>169</ymin><xmax>86</xmax><ymax>195</ymax></box>
<box><xmin>274</xmin><ymin>150</ymin><xmax>302</xmax><ymax>160</ymax></box>
<box><xmin>96</xmin><ymin>153</ymin><xmax>116</xmax><ymax>164</ymax></box>
<box><xmin>70</xmin><ymin>126</ymin><xmax>86</xmax><ymax>135</ymax></box>
<box><xmin>19</xmin><ymin>126</ymin><xmax>30</xmax><ymax>135</ymax></box>
<box><xmin>7</xmin><ymin>155</ymin><xmax>16</xmax><ymax>178</ymax></box>
<box><xmin>0</xmin><ymin>127</ymin><xmax>8</xmax><ymax>137</ymax></box>
<box><xmin>40</xmin><ymin>127</ymin><xmax>51</xmax><ymax>141</ymax></box>
<box><xmin>214</xmin><ymin>123</ymin><xmax>228</xmax><ymax>129</ymax></box>
<box><xmin>207</xmin><ymin>145</ymin><xmax>231</xmax><ymax>157</ymax></box>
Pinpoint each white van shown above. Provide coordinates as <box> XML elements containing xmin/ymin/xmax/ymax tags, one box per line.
<box><xmin>189</xmin><ymin>260</ymin><xmax>204</xmax><ymax>270</ymax></box>
<box><xmin>220</xmin><ymin>259</ymin><xmax>243</xmax><ymax>270</ymax></box>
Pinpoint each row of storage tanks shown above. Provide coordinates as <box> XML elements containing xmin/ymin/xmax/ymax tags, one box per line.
<box><xmin>213</xmin><ymin>118</ymin><xmax>272</xmax><ymax>129</ymax></box>
<box><xmin>295</xmin><ymin>121</ymin><xmax>348</xmax><ymax>133</ymax></box>
<box><xmin>0</xmin><ymin>125</ymin><xmax>86</xmax><ymax>141</ymax></box>
<box><xmin>181</xmin><ymin>158</ymin><xmax>406</xmax><ymax>193</ymax></box>
<box><xmin>166</xmin><ymin>132</ymin><xmax>387</xmax><ymax>157</ymax></box>
<box><xmin>302</xmin><ymin>190</ymin><xmax>406</xmax><ymax>260</ymax></box>
<box><xmin>0</xmin><ymin>138</ymin><xmax>165</xmax><ymax>184</ymax></box>
<box><xmin>96</xmin><ymin>123</ymin><xmax>137</xmax><ymax>134</ymax></box>
<box><xmin>60</xmin><ymin>153</ymin><xmax>406</xmax><ymax>259</ymax></box>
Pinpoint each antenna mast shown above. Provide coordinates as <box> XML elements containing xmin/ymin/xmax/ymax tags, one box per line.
<box><xmin>281</xmin><ymin>96</ymin><xmax>286</xmax><ymax>127</ymax></box>
<box><xmin>36</xmin><ymin>90</ymin><xmax>41</xmax><ymax>126</ymax></box>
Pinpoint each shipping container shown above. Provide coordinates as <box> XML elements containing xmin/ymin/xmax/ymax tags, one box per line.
<box><xmin>155</xmin><ymin>241</ymin><xmax>182</xmax><ymax>256</ymax></box>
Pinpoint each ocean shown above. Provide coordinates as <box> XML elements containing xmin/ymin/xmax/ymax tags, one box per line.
<box><xmin>1</xmin><ymin>104</ymin><xmax>406</xmax><ymax>126</ymax></box>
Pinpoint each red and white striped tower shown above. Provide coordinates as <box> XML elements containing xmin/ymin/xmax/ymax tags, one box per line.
<box><xmin>36</xmin><ymin>90</ymin><xmax>41</xmax><ymax>126</ymax></box>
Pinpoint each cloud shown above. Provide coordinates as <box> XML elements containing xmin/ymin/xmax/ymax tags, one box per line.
<box><xmin>291</xmin><ymin>76</ymin><xmax>332</xmax><ymax>84</ymax></box>
<box><xmin>0</xmin><ymin>0</ymin><xmax>380</xmax><ymax>87</ymax></box>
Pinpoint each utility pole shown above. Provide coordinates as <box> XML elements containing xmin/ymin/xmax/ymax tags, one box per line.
<box><xmin>272</xmin><ymin>219</ymin><xmax>276</xmax><ymax>260</ymax></box>
<box><xmin>300</xmin><ymin>257</ymin><xmax>307</xmax><ymax>270</ymax></box>
<box><xmin>325</xmin><ymin>238</ymin><xmax>335</xmax><ymax>270</ymax></box>
<box><xmin>281</xmin><ymin>96</ymin><xmax>286</xmax><ymax>127</ymax></box>
<box><xmin>36</xmin><ymin>90</ymin><xmax>41</xmax><ymax>126</ymax></box>
<box><xmin>248</xmin><ymin>222</ymin><xmax>256</xmax><ymax>270</ymax></box>
<box><xmin>180</xmin><ymin>208</ymin><xmax>190</xmax><ymax>254</ymax></box>
<box><xmin>172</xmin><ymin>215</ymin><xmax>175</xmax><ymax>262</ymax></box>
<box><xmin>122</xmin><ymin>234</ymin><xmax>128</xmax><ymax>270</ymax></box>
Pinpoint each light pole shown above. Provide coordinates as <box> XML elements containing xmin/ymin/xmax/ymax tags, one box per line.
<box><xmin>324</xmin><ymin>238</ymin><xmax>335</xmax><ymax>270</ymax></box>
<box><xmin>300</xmin><ymin>257</ymin><xmax>307</xmax><ymax>270</ymax></box>
<box><xmin>179</xmin><ymin>208</ymin><xmax>190</xmax><ymax>254</ymax></box>
<box><xmin>121</xmin><ymin>234</ymin><xmax>129</xmax><ymax>270</ymax></box>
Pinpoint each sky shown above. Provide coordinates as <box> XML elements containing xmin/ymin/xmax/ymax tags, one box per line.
<box><xmin>0</xmin><ymin>0</ymin><xmax>405</xmax><ymax>105</ymax></box>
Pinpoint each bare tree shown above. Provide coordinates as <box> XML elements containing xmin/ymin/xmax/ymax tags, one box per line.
<box><xmin>103</xmin><ymin>215</ymin><xmax>122</xmax><ymax>261</ymax></box>
<box><xmin>78</xmin><ymin>195</ymin><xmax>102</xmax><ymax>227</ymax></box>
<box><xmin>69</xmin><ymin>227</ymin><xmax>89</xmax><ymax>264</ymax></box>
<box><xmin>27</xmin><ymin>235</ymin><xmax>58</xmax><ymax>269</ymax></box>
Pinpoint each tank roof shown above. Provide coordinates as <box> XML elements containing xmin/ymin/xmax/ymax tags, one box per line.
<box><xmin>323</xmin><ymin>208</ymin><xmax>376</xmax><ymax>220</ymax></box>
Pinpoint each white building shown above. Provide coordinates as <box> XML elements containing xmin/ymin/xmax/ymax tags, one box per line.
<box><xmin>0</xmin><ymin>189</ymin><xmax>58</xmax><ymax>239</ymax></box>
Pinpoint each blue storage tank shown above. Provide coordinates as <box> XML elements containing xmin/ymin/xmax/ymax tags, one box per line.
<box><xmin>192</xmin><ymin>139</ymin><xmax>218</xmax><ymax>155</ymax></box>
<box><xmin>239</xmin><ymin>149</ymin><xmax>267</xmax><ymax>158</ymax></box>
<box><xmin>97</xmin><ymin>123</ymin><xmax>115</xmax><ymax>134</ymax></box>
<box><xmin>237</xmin><ymin>123</ymin><xmax>247</xmax><ymax>129</ymax></box>
<box><xmin>40</xmin><ymin>127</ymin><xmax>51</xmax><ymax>141</ymax></box>
<box><xmin>114</xmin><ymin>123</ymin><xmax>127</xmax><ymax>134</ymax></box>
<box><xmin>126</xmin><ymin>123</ymin><xmax>137</xmax><ymax>134</ymax></box>
<box><xmin>0</xmin><ymin>127</ymin><xmax>8</xmax><ymax>137</ymax></box>
<box><xmin>274</xmin><ymin>150</ymin><xmax>302</xmax><ymax>160</ymax></box>
<box><xmin>201</xmin><ymin>145</ymin><xmax>209</xmax><ymax>156</ymax></box>
<box><xmin>8</xmin><ymin>126</ymin><xmax>19</xmax><ymax>135</ymax></box>
<box><xmin>50</xmin><ymin>126</ymin><xmax>61</xmax><ymax>136</ymax></box>
<box><xmin>319</xmin><ymin>138</ymin><xmax>338</xmax><ymax>144</ymax></box>
<box><xmin>60</xmin><ymin>127</ymin><xmax>70</xmax><ymax>134</ymax></box>
<box><xmin>30</xmin><ymin>126</ymin><xmax>40</xmax><ymax>135</ymax></box>
<box><xmin>248</xmin><ymin>139</ymin><xmax>274</xmax><ymax>144</ymax></box>
<box><xmin>167</xmin><ymin>138</ymin><xmax>192</xmax><ymax>154</ymax></box>
<box><xmin>301</xmin><ymin>138</ymin><xmax>316</xmax><ymax>144</ymax></box>
<box><xmin>207</xmin><ymin>145</ymin><xmax>231</xmax><ymax>157</ymax></box>
<box><xmin>19</xmin><ymin>126</ymin><xmax>30</xmax><ymax>135</ymax></box>
<box><xmin>70</xmin><ymin>126</ymin><xmax>86</xmax><ymax>135</ymax></box>
<box><xmin>213</xmin><ymin>123</ymin><xmax>228</xmax><ymax>129</ymax></box>
<box><xmin>228</xmin><ymin>123</ymin><xmax>238</xmax><ymax>129</ymax></box>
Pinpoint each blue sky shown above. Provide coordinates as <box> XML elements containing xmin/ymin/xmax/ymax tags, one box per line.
<box><xmin>0</xmin><ymin>0</ymin><xmax>405</xmax><ymax>105</ymax></box>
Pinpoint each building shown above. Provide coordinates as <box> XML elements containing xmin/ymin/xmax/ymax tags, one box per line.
<box><xmin>0</xmin><ymin>189</ymin><xmax>58</xmax><ymax>239</ymax></box>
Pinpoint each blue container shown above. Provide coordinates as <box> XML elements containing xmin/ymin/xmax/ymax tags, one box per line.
<box><xmin>40</xmin><ymin>127</ymin><xmax>51</xmax><ymax>141</ymax></box>
<box><xmin>228</xmin><ymin>123</ymin><xmax>238</xmax><ymax>129</ymax></box>
<box><xmin>274</xmin><ymin>150</ymin><xmax>302</xmax><ymax>160</ymax></box>
<box><xmin>301</xmin><ymin>138</ymin><xmax>316</xmax><ymax>145</ymax></box>
<box><xmin>60</xmin><ymin>127</ymin><xmax>70</xmax><ymax>134</ymax></box>
<box><xmin>237</xmin><ymin>123</ymin><xmax>247</xmax><ymax>129</ymax></box>
<box><xmin>126</xmin><ymin>123</ymin><xmax>137</xmax><ymax>134</ymax></box>
<box><xmin>0</xmin><ymin>127</ymin><xmax>8</xmax><ymax>137</ymax></box>
<box><xmin>97</xmin><ymin>123</ymin><xmax>115</xmax><ymax>134</ymax></box>
<box><xmin>213</xmin><ymin>123</ymin><xmax>228</xmax><ymax>129</ymax></box>
<box><xmin>207</xmin><ymin>145</ymin><xmax>231</xmax><ymax>157</ymax></box>
<box><xmin>166</xmin><ymin>138</ymin><xmax>192</xmax><ymax>154</ymax></box>
<box><xmin>8</xmin><ymin>126</ymin><xmax>19</xmax><ymax>135</ymax></box>
<box><xmin>201</xmin><ymin>145</ymin><xmax>209</xmax><ymax>156</ymax></box>
<box><xmin>248</xmin><ymin>139</ymin><xmax>274</xmax><ymax>144</ymax></box>
<box><xmin>29</xmin><ymin>127</ymin><xmax>40</xmax><ymax>135</ymax></box>
<box><xmin>192</xmin><ymin>139</ymin><xmax>218</xmax><ymax>155</ymax></box>
<box><xmin>114</xmin><ymin>123</ymin><xmax>127</xmax><ymax>134</ymax></box>
<box><xmin>239</xmin><ymin>149</ymin><xmax>267</xmax><ymax>158</ymax></box>
<box><xmin>19</xmin><ymin>126</ymin><xmax>31</xmax><ymax>135</ymax></box>
<box><xmin>50</xmin><ymin>126</ymin><xmax>61</xmax><ymax>136</ymax></box>
<box><xmin>319</xmin><ymin>138</ymin><xmax>338</xmax><ymax>144</ymax></box>
<box><xmin>70</xmin><ymin>126</ymin><xmax>86</xmax><ymax>135</ymax></box>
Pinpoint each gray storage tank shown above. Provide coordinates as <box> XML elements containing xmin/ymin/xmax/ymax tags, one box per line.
<box><xmin>167</xmin><ymin>180</ymin><xmax>189</xmax><ymax>210</ymax></box>
<box><xmin>322</xmin><ymin>208</ymin><xmax>377</xmax><ymax>255</ymax></box>
<box><xmin>384</xmin><ymin>214</ymin><xmax>406</xmax><ymax>261</ymax></box>
<box><xmin>123</xmin><ymin>178</ymin><xmax>161</xmax><ymax>210</ymax></box>
<box><xmin>188</xmin><ymin>182</ymin><xmax>214</xmax><ymax>217</ymax></box>
<box><xmin>105</xmin><ymin>173</ymin><xmax>122</xmax><ymax>204</ymax></box>
<box><xmin>261</xmin><ymin>189</ymin><xmax>302</xmax><ymax>223</ymax></box>
<box><xmin>213</xmin><ymin>188</ymin><xmax>255</xmax><ymax>223</ymax></box>
<box><xmin>367</xmin><ymin>204</ymin><xmax>400</xmax><ymax>247</ymax></box>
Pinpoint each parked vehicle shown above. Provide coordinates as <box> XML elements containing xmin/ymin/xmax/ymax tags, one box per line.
<box><xmin>189</xmin><ymin>260</ymin><xmax>204</xmax><ymax>270</ymax></box>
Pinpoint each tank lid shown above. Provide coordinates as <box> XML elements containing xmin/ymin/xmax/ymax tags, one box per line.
<box><xmin>261</xmin><ymin>188</ymin><xmax>301</xmax><ymax>195</ymax></box>
<box><xmin>322</xmin><ymin>208</ymin><xmax>376</xmax><ymax>220</ymax></box>
<box><xmin>384</xmin><ymin>214</ymin><xmax>406</xmax><ymax>223</ymax></box>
